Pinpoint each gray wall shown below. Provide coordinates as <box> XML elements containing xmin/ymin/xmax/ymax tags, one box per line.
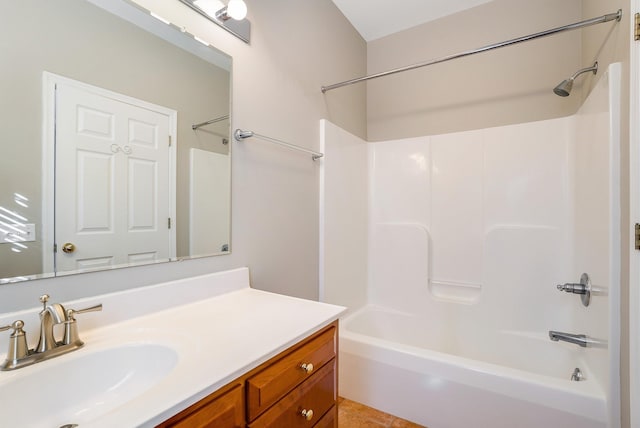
<box><xmin>366</xmin><ymin>0</ymin><xmax>584</xmax><ymax>141</ymax></box>
<box><xmin>0</xmin><ymin>0</ymin><xmax>366</xmax><ymax>311</ymax></box>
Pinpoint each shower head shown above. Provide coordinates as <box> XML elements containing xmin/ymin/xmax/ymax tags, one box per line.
<box><xmin>553</xmin><ymin>79</ymin><xmax>574</xmax><ymax>97</ymax></box>
<box><xmin>553</xmin><ymin>61</ymin><xmax>598</xmax><ymax>97</ymax></box>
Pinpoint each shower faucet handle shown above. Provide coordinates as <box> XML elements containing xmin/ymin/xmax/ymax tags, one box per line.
<box><xmin>556</xmin><ymin>273</ymin><xmax>591</xmax><ymax>307</ymax></box>
<box><xmin>557</xmin><ymin>283</ymin><xmax>588</xmax><ymax>294</ymax></box>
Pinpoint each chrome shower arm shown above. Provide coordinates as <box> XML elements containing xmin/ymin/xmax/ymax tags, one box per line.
<box><xmin>570</xmin><ymin>62</ymin><xmax>598</xmax><ymax>80</ymax></box>
<box><xmin>553</xmin><ymin>62</ymin><xmax>598</xmax><ymax>96</ymax></box>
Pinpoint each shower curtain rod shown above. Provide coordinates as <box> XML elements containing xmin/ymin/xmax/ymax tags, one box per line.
<box><xmin>192</xmin><ymin>114</ymin><xmax>230</xmax><ymax>130</ymax></box>
<box><xmin>234</xmin><ymin>129</ymin><xmax>324</xmax><ymax>160</ymax></box>
<box><xmin>321</xmin><ymin>9</ymin><xmax>622</xmax><ymax>93</ymax></box>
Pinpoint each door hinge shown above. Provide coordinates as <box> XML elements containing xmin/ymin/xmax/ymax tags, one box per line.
<box><xmin>635</xmin><ymin>223</ymin><xmax>640</xmax><ymax>250</ymax></box>
<box><xmin>168</xmin><ymin>135</ymin><xmax>172</xmax><ymax>147</ymax></box>
<box><xmin>53</xmin><ymin>243</ymin><xmax>57</xmax><ymax>253</ymax></box>
<box><xmin>635</xmin><ymin>13</ymin><xmax>640</xmax><ymax>41</ymax></box>
<box><xmin>168</xmin><ymin>218</ymin><xmax>172</xmax><ymax>229</ymax></box>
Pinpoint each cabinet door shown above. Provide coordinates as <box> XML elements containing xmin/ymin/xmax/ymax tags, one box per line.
<box><xmin>249</xmin><ymin>360</ymin><xmax>336</xmax><ymax>428</ymax></box>
<box><xmin>247</xmin><ymin>326</ymin><xmax>336</xmax><ymax>420</ymax></box>
<box><xmin>157</xmin><ymin>383</ymin><xmax>243</xmax><ymax>428</ymax></box>
<box><xmin>314</xmin><ymin>405</ymin><xmax>337</xmax><ymax>428</ymax></box>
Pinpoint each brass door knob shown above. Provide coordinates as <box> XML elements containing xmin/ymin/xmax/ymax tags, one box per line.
<box><xmin>62</xmin><ymin>243</ymin><xmax>76</xmax><ymax>254</ymax></box>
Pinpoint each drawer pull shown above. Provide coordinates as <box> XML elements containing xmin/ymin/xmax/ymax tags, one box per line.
<box><xmin>300</xmin><ymin>362</ymin><xmax>314</xmax><ymax>374</ymax></box>
<box><xmin>300</xmin><ymin>409</ymin><xmax>314</xmax><ymax>421</ymax></box>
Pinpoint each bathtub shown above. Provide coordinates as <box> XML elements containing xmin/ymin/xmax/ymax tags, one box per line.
<box><xmin>338</xmin><ymin>306</ymin><xmax>607</xmax><ymax>428</ymax></box>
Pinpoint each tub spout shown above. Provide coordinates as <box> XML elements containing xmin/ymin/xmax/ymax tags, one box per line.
<box><xmin>549</xmin><ymin>331</ymin><xmax>588</xmax><ymax>347</ymax></box>
<box><xmin>548</xmin><ymin>331</ymin><xmax>607</xmax><ymax>348</ymax></box>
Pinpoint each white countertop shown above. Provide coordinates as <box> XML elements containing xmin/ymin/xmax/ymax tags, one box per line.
<box><xmin>0</xmin><ymin>268</ymin><xmax>346</xmax><ymax>427</ymax></box>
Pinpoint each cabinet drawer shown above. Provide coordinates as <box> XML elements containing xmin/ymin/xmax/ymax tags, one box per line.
<box><xmin>247</xmin><ymin>325</ymin><xmax>336</xmax><ymax>420</ymax></box>
<box><xmin>157</xmin><ymin>383</ymin><xmax>243</xmax><ymax>428</ymax></box>
<box><xmin>248</xmin><ymin>360</ymin><xmax>336</xmax><ymax>428</ymax></box>
<box><xmin>313</xmin><ymin>405</ymin><xmax>337</xmax><ymax>428</ymax></box>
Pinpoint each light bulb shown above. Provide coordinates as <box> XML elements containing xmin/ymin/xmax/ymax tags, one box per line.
<box><xmin>226</xmin><ymin>0</ymin><xmax>247</xmax><ymax>20</ymax></box>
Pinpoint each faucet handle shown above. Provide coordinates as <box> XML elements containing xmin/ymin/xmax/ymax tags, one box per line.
<box><xmin>0</xmin><ymin>320</ymin><xmax>29</xmax><ymax>361</ymax></box>
<box><xmin>556</xmin><ymin>273</ymin><xmax>591</xmax><ymax>307</ymax></box>
<box><xmin>62</xmin><ymin>304</ymin><xmax>102</xmax><ymax>346</ymax></box>
<box><xmin>0</xmin><ymin>320</ymin><xmax>25</xmax><ymax>333</ymax></box>
<box><xmin>66</xmin><ymin>303</ymin><xmax>103</xmax><ymax>321</ymax></box>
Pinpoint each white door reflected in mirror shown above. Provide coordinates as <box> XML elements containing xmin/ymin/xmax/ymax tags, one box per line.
<box><xmin>50</xmin><ymin>74</ymin><xmax>177</xmax><ymax>274</ymax></box>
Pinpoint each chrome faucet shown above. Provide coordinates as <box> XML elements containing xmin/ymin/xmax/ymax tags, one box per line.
<box><xmin>0</xmin><ymin>295</ymin><xmax>102</xmax><ymax>371</ymax></box>
<box><xmin>548</xmin><ymin>330</ymin><xmax>607</xmax><ymax>348</ymax></box>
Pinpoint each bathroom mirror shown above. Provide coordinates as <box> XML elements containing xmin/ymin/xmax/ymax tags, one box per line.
<box><xmin>0</xmin><ymin>0</ymin><xmax>232</xmax><ymax>283</ymax></box>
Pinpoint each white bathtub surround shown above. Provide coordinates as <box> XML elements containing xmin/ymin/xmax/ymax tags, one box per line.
<box><xmin>319</xmin><ymin>122</ymin><xmax>369</xmax><ymax>310</ymax></box>
<box><xmin>320</xmin><ymin>63</ymin><xmax>621</xmax><ymax>428</ymax></box>
<box><xmin>0</xmin><ymin>268</ymin><xmax>346</xmax><ymax>427</ymax></box>
<box><xmin>340</xmin><ymin>306</ymin><xmax>606</xmax><ymax>428</ymax></box>
<box><xmin>571</xmin><ymin>62</ymin><xmax>622</xmax><ymax>426</ymax></box>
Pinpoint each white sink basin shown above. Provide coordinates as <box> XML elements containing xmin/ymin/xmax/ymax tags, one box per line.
<box><xmin>0</xmin><ymin>343</ymin><xmax>178</xmax><ymax>428</ymax></box>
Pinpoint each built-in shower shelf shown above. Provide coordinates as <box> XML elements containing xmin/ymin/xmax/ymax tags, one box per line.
<box><xmin>429</xmin><ymin>279</ymin><xmax>481</xmax><ymax>303</ymax></box>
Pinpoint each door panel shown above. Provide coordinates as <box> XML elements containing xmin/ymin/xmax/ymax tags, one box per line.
<box><xmin>128</xmin><ymin>158</ymin><xmax>157</xmax><ymax>230</ymax></box>
<box><xmin>55</xmin><ymin>81</ymin><xmax>173</xmax><ymax>273</ymax></box>
<box><xmin>77</xmin><ymin>151</ymin><xmax>114</xmax><ymax>232</ymax></box>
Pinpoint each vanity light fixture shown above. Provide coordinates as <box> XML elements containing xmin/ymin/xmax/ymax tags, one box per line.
<box><xmin>192</xmin><ymin>0</ymin><xmax>224</xmax><ymax>17</ymax></box>
<box><xmin>212</xmin><ymin>0</ymin><xmax>247</xmax><ymax>21</ymax></box>
<box><xmin>178</xmin><ymin>0</ymin><xmax>251</xmax><ymax>43</ymax></box>
<box><xmin>226</xmin><ymin>0</ymin><xmax>248</xmax><ymax>20</ymax></box>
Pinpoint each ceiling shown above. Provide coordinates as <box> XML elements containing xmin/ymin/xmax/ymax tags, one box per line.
<box><xmin>331</xmin><ymin>0</ymin><xmax>494</xmax><ymax>42</ymax></box>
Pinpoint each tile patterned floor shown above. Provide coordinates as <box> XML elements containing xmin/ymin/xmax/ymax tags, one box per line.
<box><xmin>338</xmin><ymin>397</ymin><xmax>426</xmax><ymax>428</ymax></box>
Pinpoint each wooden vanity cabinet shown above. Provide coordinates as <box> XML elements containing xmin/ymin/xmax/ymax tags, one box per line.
<box><xmin>248</xmin><ymin>360</ymin><xmax>336</xmax><ymax>428</ymax></box>
<box><xmin>156</xmin><ymin>382</ymin><xmax>244</xmax><ymax>428</ymax></box>
<box><xmin>157</xmin><ymin>321</ymin><xmax>338</xmax><ymax>428</ymax></box>
<box><xmin>246</xmin><ymin>324</ymin><xmax>337</xmax><ymax>421</ymax></box>
<box><xmin>313</xmin><ymin>405</ymin><xmax>338</xmax><ymax>428</ymax></box>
